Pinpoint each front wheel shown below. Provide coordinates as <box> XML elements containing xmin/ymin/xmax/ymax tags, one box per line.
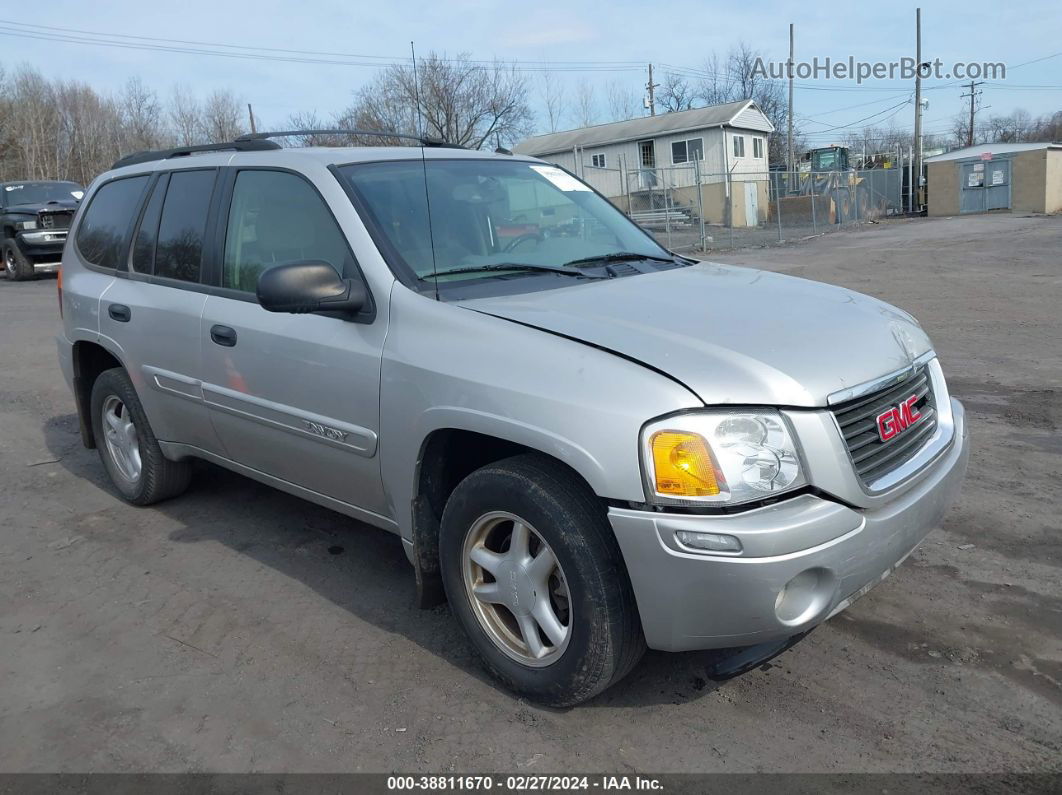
<box><xmin>2</xmin><ymin>240</ymin><xmax>35</xmax><ymax>281</ymax></box>
<box><xmin>440</xmin><ymin>454</ymin><xmax>645</xmax><ymax>706</ymax></box>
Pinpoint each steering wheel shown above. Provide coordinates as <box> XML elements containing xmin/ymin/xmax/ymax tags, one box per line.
<box><xmin>502</xmin><ymin>232</ymin><xmax>544</xmax><ymax>253</ymax></box>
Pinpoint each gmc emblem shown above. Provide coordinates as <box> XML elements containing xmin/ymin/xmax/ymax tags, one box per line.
<box><xmin>876</xmin><ymin>395</ymin><xmax>922</xmax><ymax>442</ymax></box>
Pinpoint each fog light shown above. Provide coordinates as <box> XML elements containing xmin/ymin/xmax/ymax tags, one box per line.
<box><xmin>675</xmin><ymin>530</ymin><xmax>742</xmax><ymax>554</ymax></box>
<box><xmin>775</xmin><ymin>568</ymin><xmax>835</xmax><ymax>625</ymax></box>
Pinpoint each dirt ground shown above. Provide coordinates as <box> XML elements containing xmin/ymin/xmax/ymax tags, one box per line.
<box><xmin>1</xmin><ymin>213</ymin><xmax>1059</xmax><ymax>774</ymax></box>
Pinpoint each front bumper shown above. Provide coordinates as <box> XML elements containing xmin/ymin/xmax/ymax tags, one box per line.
<box><xmin>610</xmin><ymin>398</ymin><xmax>968</xmax><ymax>652</ymax></box>
<box><xmin>16</xmin><ymin>230</ymin><xmax>67</xmax><ymax>265</ymax></box>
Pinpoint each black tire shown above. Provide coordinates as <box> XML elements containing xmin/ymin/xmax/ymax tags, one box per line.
<box><xmin>439</xmin><ymin>454</ymin><xmax>645</xmax><ymax>707</ymax></box>
<box><xmin>2</xmin><ymin>240</ymin><xmax>35</xmax><ymax>281</ymax></box>
<box><xmin>89</xmin><ymin>367</ymin><xmax>191</xmax><ymax>505</ymax></box>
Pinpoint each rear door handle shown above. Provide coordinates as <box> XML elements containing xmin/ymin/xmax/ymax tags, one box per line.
<box><xmin>108</xmin><ymin>304</ymin><xmax>131</xmax><ymax>322</ymax></box>
<box><xmin>210</xmin><ymin>324</ymin><xmax>237</xmax><ymax>347</ymax></box>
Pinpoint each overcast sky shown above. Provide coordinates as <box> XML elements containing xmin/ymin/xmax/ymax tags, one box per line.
<box><xmin>0</xmin><ymin>0</ymin><xmax>1058</xmax><ymax>145</ymax></box>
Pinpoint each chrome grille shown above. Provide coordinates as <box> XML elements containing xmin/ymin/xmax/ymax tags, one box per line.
<box><xmin>39</xmin><ymin>210</ymin><xmax>74</xmax><ymax>230</ymax></box>
<box><xmin>831</xmin><ymin>366</ymin><xmax>937</xmax><ymax>486</ymax></box>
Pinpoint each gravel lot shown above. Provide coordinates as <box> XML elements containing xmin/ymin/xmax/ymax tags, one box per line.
<box><xmin>1</xmin><ymin>212</ymin><xmax>1059</xmax><ymax>774</ymax></box>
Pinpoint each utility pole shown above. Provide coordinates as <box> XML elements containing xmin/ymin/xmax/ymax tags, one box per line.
<box><xmin>646</xmin><ymin>63</ymin><xmax>659</xmax><ymax>116</ymax></box>
<box><xmin>961</xmin><ymin>80</ymin><xmax>985</xmax><ymax>147</ymax></box>
<box><xmin>787</xmin><ymin>23</ymin><xmax>794</xmax><ymax>171</ymax></box>
<box><xmin>247</xmin><ymin>103</ymin><xmax>256</xmax><ymax>134</ymax></box>
<box><xmin>912</xmin><ymin>7</ymin><xmax>923</xmax><ymax>211</ymax></box>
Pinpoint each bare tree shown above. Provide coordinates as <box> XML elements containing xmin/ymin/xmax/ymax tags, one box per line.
<box><xmin>982</xmin><ymin>109</ymin><xmax>1033</xmax><ymax>143</ymax></box>
<box><xmin>282</xmin><ymin>110</ymin><xmax>354</xmax><ymax>147</ymax></box>
<box><xmin>120</xmin><ymin>77</ymin><xmax>163</xmax><ymax>152</ymax></box>
<box><xmin>680</xmin><ymin>43</ymin><xmax>792</xmax><ymax>163</ymax></box>
<box><xmin>201</xmin><ymin>89</ymin><xmax>244</xmax><ymax>142</ymax></box>
<box><xmin>1030</xmin><ymin>110</ymin><xmax>1062</xmax><ymax>141</ymax></box>
<box><xmin>574</xmin><ymin>82</ymin><xmax>596</xmax><ymax>128</ymax></box>
<box><xmin>55</xmin><ymin>80</ymin><xmax>123</xmax><ymax>184</ymax></box>
<box><xmin>342</xmin><ymin>52</ymin><xmax>533</xmax><ymax>149</ymax></box>
<box><xmin>169</xmin><ymin>85</ymin><xmax>203</xmax><ymax>146</ymax></box>
<box><xmin>842</xmin><ymin>124</ymin><xmax>914</xmax><ymax>164</ymax></box>
<box><xmin>539</xmin><ymin>72</ymin><xmax>566</xmax><ymax>132</ymax></box>
<box><xmin>657</xmin><ymin>72</ymin><xmax>698</xmax><ymax>113</ymax></box>
<box><xmin>605</xmin><ymin>80</ymin><xmax>639</xmax><ymax>121</ymax></box>
<box><xmin>698</xmin><ymin>53</ymin><xmax>736</xmax><ymax>106</ymax></box>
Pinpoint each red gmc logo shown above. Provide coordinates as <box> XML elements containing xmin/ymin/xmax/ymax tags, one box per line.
<box><xmin>876</xmin><ymin>395</ymin><xmax>922</xmax><ymax>442</ymax></box>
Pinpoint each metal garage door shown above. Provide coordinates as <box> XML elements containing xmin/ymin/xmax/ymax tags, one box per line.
<box><xmin>960</xmin><ymin>159</ymin><xmax>1011</xmax><ymax>213</ymax></box>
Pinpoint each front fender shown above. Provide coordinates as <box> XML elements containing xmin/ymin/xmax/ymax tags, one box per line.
<box><xmin>379</xmin><ymin>286</ymin><xmax>703</xmax><ymax>541</ymax></box>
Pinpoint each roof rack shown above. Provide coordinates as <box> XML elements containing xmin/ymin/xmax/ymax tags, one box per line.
<box><xmin>235</xmin><ymin>129</ymin><xmax>466</xmax><ymax>149</ymax></box>
<box><xmin>111</xmin><ymin>128</ymin><xmax>467</xmax><ymax>170</ymax></box>
<box><xmin>111</xmin><ymin>139</ymin><xmax>281</xmax><ymax>170</ymax></box>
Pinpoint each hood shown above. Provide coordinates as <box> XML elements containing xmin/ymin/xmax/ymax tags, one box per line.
<box><xmin>463</xmin><ymin>262</ymin><xmax>932</xmax><ymax>407</ymax></box>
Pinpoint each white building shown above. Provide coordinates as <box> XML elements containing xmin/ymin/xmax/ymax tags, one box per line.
<box><xmin>513</xmin><ymin>99</ymin><xmax>775</xmax><ymax>226</ymax></box>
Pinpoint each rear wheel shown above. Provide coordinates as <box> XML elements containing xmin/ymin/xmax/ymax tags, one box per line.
<box><xmin>90</xmin><ymin>368</ymin><xmax>191</xmax><ymax>505</ymax></box>
<box><xmin>2</xmin><ymin>240</ymin><xmax>35</xmax><ymax>281</ymax></box>
<box><xmin>440</xmin><ymin>454</ymin><xmax>645</xmax><ymax>706</ymax></box>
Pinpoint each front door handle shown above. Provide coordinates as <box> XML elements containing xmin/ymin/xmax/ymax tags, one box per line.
<box><xmin>108</xmin><ymin>304</ymin><xmax>131</xmax><ymax>322</ymax></box>
<box><xmin>210</xmin><ymin>324</ymin><xmax>237</xmax><ymax>347</ymax></box>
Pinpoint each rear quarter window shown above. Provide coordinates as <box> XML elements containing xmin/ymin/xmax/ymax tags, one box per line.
<box><xmin>75</xmin><ymin>176</ymin><xmax>150</xmax><ymax>270</ymax></box>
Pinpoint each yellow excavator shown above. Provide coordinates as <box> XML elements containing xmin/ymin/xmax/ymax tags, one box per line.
<box><xmin>794</xmin><ymin>146</ymin><xmax>892</xmax><ymax>222</ymax></box>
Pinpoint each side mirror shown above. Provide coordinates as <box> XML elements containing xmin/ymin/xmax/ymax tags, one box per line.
<box><xmin>256</xmin><ymin>261</ymin><xmax>366</xmax><ymax>316</ymax></box>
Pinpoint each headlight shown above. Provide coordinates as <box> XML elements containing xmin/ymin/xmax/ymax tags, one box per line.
<box><xmin>641</xmin><ymin>410</ymin><xmax>806</xmax><ymax>506</ymax></box>
<box><xmin>15</xmin><ymin>220</ymin><xmax>38</xmax><ymax>231</ymax></box>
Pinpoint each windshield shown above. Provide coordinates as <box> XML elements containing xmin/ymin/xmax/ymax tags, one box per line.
<box><xmin>2</xmin><ymin>181</ymin><xmax>83</xmax><ymax>206</ymax></box>
<box><xmin>338</xmin><ymin>158</ymin><xmax>673</xmax><ymax>293</ymax></box>
<box><xmin>811</xmin><ymin>150</ymin><xmax>839</xmax><ymax>171</ymax></box>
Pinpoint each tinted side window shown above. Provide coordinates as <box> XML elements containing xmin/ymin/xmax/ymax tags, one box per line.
<box><xmin>75</xmin><ymin>176</ymin><xmax>149</xmax><ymax>269</ymax></box>
<box><xmin>155</xmin><ymin>170</ymin><xmax>216</xmax><ymax>283</ymax></box>
<box><xmin>222</xmin><ymin>170</ymin><xmax>350</xmax><ymax>293</ymax></box>
<box><xmin>130</xmin><ymin>175</ymin><xmax>167</xmax><ymax>274</ymax></box>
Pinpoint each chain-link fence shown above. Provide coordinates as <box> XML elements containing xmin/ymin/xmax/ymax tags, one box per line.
<box><xmin>577</xmin><ymin>158</ymin><xmax>909</xmax><ymax>253</ymax></box>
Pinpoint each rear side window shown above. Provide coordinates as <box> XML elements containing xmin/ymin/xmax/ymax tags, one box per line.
<box><xmin>75</xmin><ymin>176</ymin><xmax>149</xmax><ymax>269</ymax></box>
<box><xmin>154</xmin><ymin>170</ymin><xmax>216</xmax><ymax>283</ymax></box>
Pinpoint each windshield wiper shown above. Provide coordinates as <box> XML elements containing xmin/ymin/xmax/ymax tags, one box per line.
<box><xmin>423</xmin><ymin>262</ymin><xmax>607</xmax><ymax>281</ymax></box>
<box><xmin>563</xmin><ymin>251</ymin><xmax>678</xmax><ymax>268</ymax></box>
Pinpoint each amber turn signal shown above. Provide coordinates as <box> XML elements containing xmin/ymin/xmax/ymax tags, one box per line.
<box><xmin>649</xmin><ymin>430</ymin><xmax>722</xmax><ymax>497</ymax></box>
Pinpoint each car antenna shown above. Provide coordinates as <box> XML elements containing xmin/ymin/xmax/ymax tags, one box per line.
<box><xmin>411</xmin><ymin>40</ymin><xmax>425</xmax><ymax>140</ymax></box>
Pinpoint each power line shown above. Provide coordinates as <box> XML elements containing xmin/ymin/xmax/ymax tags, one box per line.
<box><xmin>799</xmin><ymin>92</ymin><xmax>913</xmax><ymax>123</ymax></box>
<box><xmin>0</xmin><ymin>19</ymin><xmax>647</xmax><ymax>67</ymax></box>
<box><xmin>801</xmin><ymin>98</ymin><xmax>912</xmax><ymax>133</ymax></box>
<box><xmin>1010</xmin><ymin>50</ymin><xmax>1062</xmax><ymax>69</ymax></box>
<box><xmin>0</xmin><ymin>25</ymin><xmax>645</xmax><ymax>73</ymax></box>
<box><xmin>1</xmin><ymin>16</ymin><xmax>1048</xmax><ymax>139</ymax></box>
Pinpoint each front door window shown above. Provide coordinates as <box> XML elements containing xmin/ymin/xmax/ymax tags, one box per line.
<box><xmin>222</xmin><ymin>170</ymin><xmax>352</xmax><ymax>293</ymax></box>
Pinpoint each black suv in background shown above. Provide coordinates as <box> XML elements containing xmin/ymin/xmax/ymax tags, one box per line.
<box><xmin>1</xmin><ymin>180</ymin><xmax>83</xmax><ymax>280</ymax></box>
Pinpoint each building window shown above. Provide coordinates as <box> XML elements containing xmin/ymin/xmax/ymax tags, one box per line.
<box><xmin>671</xmin><ymin>138</ymin><xmax>704</xmax><ymax>164</ymax></box>
<box><xmin>733</xmin><ymin>135</ymin><xmax>746</xmax><ymax>158</ymax></box>
<box><xmin>753</xmin><ymin>138</ymin><xmax>764</xmax><ymax>159</ymax></box>
<box><xmin>591</xmin><ymin>153</ymin><xmax>606</xmax><ymax>168</ymax></box>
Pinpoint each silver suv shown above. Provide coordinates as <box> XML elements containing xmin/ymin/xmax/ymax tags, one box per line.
<box><xmin>57</xmin><ymin>134</ymin><xmax>969</xmax><ymax>706</ymax></box>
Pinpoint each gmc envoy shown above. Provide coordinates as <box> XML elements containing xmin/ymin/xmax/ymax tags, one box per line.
<box><xmin>57</xmin><ymin>133</ymin><xmax>969</xmax><ymax>706</ymax></box>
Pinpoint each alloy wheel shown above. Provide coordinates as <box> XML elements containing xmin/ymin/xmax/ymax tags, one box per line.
<box><xmin>101</xmin><ymin>395</ymin><xmax>142</xmax><ymax>482</ymax></box>
<box><xmin>462</xmin><ymin>511</ymin><xmax>572</xmax><ymax>667</ymax></box>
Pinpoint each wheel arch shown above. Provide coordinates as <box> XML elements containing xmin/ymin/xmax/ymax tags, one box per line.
<box><xmin>71</xmin><ymin>340</ymin><xmax>124</xmax><ymax>448</ymax></box>
<box><xmin>408</xmin><ymin>424</ymin><xmax>610</xmax><ymax>609</ymax></box>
